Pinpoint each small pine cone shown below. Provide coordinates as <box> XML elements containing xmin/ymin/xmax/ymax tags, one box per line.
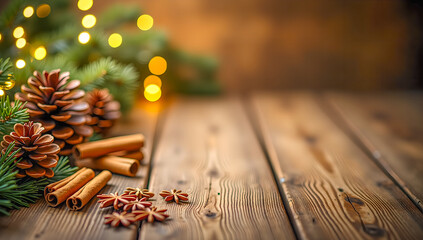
<box><xmin>85</xmin><ymin>89</ymin><xmax>121</xmax><ymax>134</ymax></box>
<box><xmin>1</xmin><ymin>122</ymin><xmax>60</xmax><ymax>178</ymax></box>
<box><xmin>15</xmin><ymin>70</ymin><xmax>93</xmax><ymax>155</ymax></box>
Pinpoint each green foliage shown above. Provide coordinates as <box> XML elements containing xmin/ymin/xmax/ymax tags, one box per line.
<box><xmin>48</xmin><ymin>156</ymin><xmax>78</xmax><ymax>183</ymax></box>
<box><xmin>0</xmin><ymin>143</ymin><xmax>20</xmax><ymax>215</ymax></box>
<box><xmin>0</xmin><ymin>58</ymin><xmax>15</xmax><ymax>84</ymax></box>
<box><xmin>74</xmin><ymin>58</ymin><xmax>139</xmax><ymax>112</ymax></box>
<box><xmin>0</xmin><ymin>96</ymin><xmax>29</xmax><ymax>137</ymax></box>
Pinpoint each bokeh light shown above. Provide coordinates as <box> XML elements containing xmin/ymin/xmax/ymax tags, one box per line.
<box><xmin>144</xmin><ymin>84</ymin><xmax>161</xmax><ymax>102</ymax></box>
<box><xmin>144</xmin><ymin>75</ymin><xmax>162</xmax><ymax>88</ymax></box>
<box><xmin>82</xmin><ymin>14</ymin><xmax>96</xmax><ymax>28</ymax></box>
<box><xmin>148</xmin><ymin>56</ymin><xmax>167</xmax><ymax>75</ymax></box>
<box><xmin>16</xmin><ymin>59</ymin><xmax>26</xmax><ymax>69</ymax></box>
<box><xmin>13</xmin><ymin>27</ymin><xmax>24</xmax><ymax>38</ymax></box>
<box><xmin>78</xmin><ymin>31</ymin><xmax>91</xmax><ymax>44</ymax></box>
<box><xmin>0</xmin><ymin>33</ymin><xmax>2</xmax><ymax>41</ymax></box>
<box><xmin>78</xmin><ymin>0</ymin><xmax>93</xmax><ymax>11</ymax></box>
<box><xmin>16</xmin><ymin>38</ymin><xmax>26</xmax><ymax>48</ymax></box>
<box><xmin>34</xmin><ymin>46</ymin><xmax>47</xmax><ymax>60</ymax></box>
<box><xmin>108</xmin><ymin>33</ymin><xmax>122</xmax><ymax>48</ymax></box>
<box><xmin>0</xmin><ymin>90</ymin><xmax>4</xmax><ymax>96</ymax></box>
<box><xmin>2</xmin><ymin>80</ymin><xmax>15</xmax><ymax>91</ymax></box>
<box><xmin>137</xmin><ymin>14</ymin><xmax>154</xmax><ymax>31</ymax></box>
<box><xmin>23</xmin><ymin>6</ymin><xmax>34</xmax><ymax>18</ymax></box>
<box><xmin>36</xmin><ymin>4</ymin><xmax>51</xmax><ymax>18</ymax></box>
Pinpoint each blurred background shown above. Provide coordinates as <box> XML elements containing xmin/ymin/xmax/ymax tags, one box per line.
<box><xmin>99</xmin><ymin>0</ymin><xmax>423</xmax><ymax>91</ymax></box>
<box><xmin>1</xmin><ymin>0</ymin><xmax>422</xmax><ymax>105</ymax></box>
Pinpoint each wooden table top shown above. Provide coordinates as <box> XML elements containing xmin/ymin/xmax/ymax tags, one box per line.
<box><xmin>0</xmin><ymin>92</ymin><xmax>422</xmax><ymax>240</ymax></box>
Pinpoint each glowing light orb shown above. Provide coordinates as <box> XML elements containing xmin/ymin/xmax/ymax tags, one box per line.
<box><xmin>34</xmin><ymin>46</ymin><xmax>47</xmax><ymax>60</ymax></box>
<box><xmin>148</xmin><ymin>56</ymin><xmax>167</xmax><ymax>75</ymax></box>
<box><xmin>23</xmin><ymin>6</ymin><xmax>34</xmax><ymax>18</ymax></box>
<box><xmin>137</xmin><ymin>14</ymin><xmax>153</xmax><ymax>31</ymax></box>
<box><xmin>144</xmin><ymin>75</ymin><xmax>162</xmax><ymax>88</ymax></box>
<box><xmin>144</xmin><ymin>84</ymin><xmax>161</xmax><ymax>102</ymax></box>
<box><xmin>16</xmin><ymin>38</ymin><xmax>26</xmax><ymax>48</ymax></box>
<box><xmin>0</xmin><ymin>90</ymin><xmax>4</xmax><ymax>96</ymax></box>
<box><xmin>78</xmin><ymin>0</ymin><xmax>93</xmax><ymax>11</ymax></box>
<box><xmin>36</xmin><ymin>4</ymin><xmax>51</xmax><ymax>18</ymax></box>
<box><xmin>108</xmin><ymin>33</ymin><xmax>122</xmax><ymax>48</ymax></box>
<box><xmin>78</xmin><ymin>31</ymin><xmax>91</xmax><ymax>44</ymax></box>
<box><xmin>16</xmin><ymin>59</ymin><xmax>26</xmax><ymax>69</ymax></box>
<box><xmin>13</xmin><ymin>27</ymin><xmax>24</xmax><ymax>38</ymax></box>
<box><xmin>82</xmin><ymin>14</ymin><xmax>96</xmax><ymax>28</ymax></box>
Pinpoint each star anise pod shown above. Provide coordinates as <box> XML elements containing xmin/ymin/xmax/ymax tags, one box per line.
<box><xmin>97</xmin><ymin>192</ymin><xmax>137</xmax><ymax>210</ymax></box>
<box><xmin>123</xmin><ymin>197</ymin><xmax>152</xmax><ymax>211</ymax></box>
<box><xmin>123</xmin><ymin>187</ymin><xmax>154</xmax><ymax>200</ymax></box>
<box><xmin>104</xmin><ymin>212</ymin><xmax>136</xmax><ymax>227</ymax></box>
<box><xmin>133</xmin><ymin>207</ymin><xmax>169</xmax><ymax>223</ymax></box>
<box><xmin>159</xmin><ymin>189</ymin><xmax>189</xmax><ymax>204</ymax></box>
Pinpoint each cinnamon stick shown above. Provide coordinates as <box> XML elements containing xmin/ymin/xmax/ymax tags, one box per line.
<box><xmin>73</xmin><ymin>134</ymin><xmax>144</xmax><ymax>159</ymax></box>
<box><xmin>66</xmin><ymin>170</ymin><xmax>112</xmax><ymax>210</ymax></box>
<box><xmin>75</xmin><ymin>156</ymin><xmax>139</xmax><ymax>177</ymax></box>
<box><xmin>108</xmin><ymin>150</ymin><xmax>144</xmax><ymax>162</ymax></box>
<box><xmin>44</xmin><ymin>168</ymin><xmax>95</xmax><ymax>207</ymax></box>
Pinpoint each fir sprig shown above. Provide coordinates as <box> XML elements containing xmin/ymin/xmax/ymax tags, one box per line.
<box><xmin>48</xmin><ymin>156</ymin><xmax>78</xmax><ymax>183</ymax></box>
<box><xmin>0</xmin><ymin>96</ymin><xmax>29</xmax><ymax>137</ymax></box>
<box><xmin>0</xmin><ymin>143</ymin><xmax>21</xmax><ymax>215</ymax></box>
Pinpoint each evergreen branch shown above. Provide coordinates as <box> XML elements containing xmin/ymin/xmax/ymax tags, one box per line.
<box><xmin>74</xmin><ymin>57</ymin><xmax>139</xmax><ymax>113</ymax></box>
<box><xmin>0</xmin><ymin>142</ymin><xmax>20</xmax><ymax>215</ymax></box>
<box><xmin>0</xmin><ymin>58</ymin><xmax>15</xmax><ymax>85</ymax></box>
<box><xmin>48</xmin><ymin>156</ymin><xmax>78</xmax><ymax>183</ymax></box>
<box><xmin>0</xmin><ymin>96</ymin><xmax>29</xmax><ymax>137</ymax></box>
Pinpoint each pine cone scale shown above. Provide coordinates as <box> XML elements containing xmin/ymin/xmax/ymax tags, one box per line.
<box><xmin>29</xmin><ymin>153</ymin><xmax>47</xmax><ymax>161</ymax></box>
<box><xmin>52</xmin><ymin>127</ymin><xmax>74</xmax><ymax>139</ymax></box>
<box><xmin>16</xmin><ymin>159</ymin><xmax>33</xmax><ymax>169</ymax></box>
<box><xmin>86</xmin><ymin>89</ymin><xmax>121</xmax><ymax>134</ymax></box>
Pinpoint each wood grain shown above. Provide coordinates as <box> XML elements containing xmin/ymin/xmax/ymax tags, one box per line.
<box><xmin>251</xmin><ymin>92</ymin><xmax>423</xmax><ymax>240</ymax></box>
<box><xmin>325</xmin><ymin>92</ymin><xmax>423</xmax><ymax>211</ymax></box>
<box><xmin>139</xmin><ymin>97</ymin><xmax>295</xmax><ymax>240</ymax></box>
<box><xmin>0</xmin><ymin>100</ymin><xmax>161</xmax><ymax>240</ymax></box>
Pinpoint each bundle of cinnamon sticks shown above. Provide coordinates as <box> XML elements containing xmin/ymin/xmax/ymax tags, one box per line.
<box><xmin>45</xmin><ymin>168</ymin><xmax>112</xmax><ymax>210</ymax></box>
<box><xmin>73</xmin><ymin>134</ymin><xmax>144</xmax><ymax>177</ymax></box>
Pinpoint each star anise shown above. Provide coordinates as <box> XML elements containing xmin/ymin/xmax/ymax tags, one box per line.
<box><xmin>123</xmin><ymin>197</ymin><xmax>152</xmax><ymax>211</ymax></box>
<box><xmin>104</xmin><ymin>212</ymin><xmax>136</xmax><ymax>227</ymax></box>
<box><xmin>97</xmin><ymin>192</ymin><xmax>137</xmax><ymax>210</ymax></box>
<box><xmin>159</xmin><ymin>189</ymin><xmax>189</xmax><ymax>204</ymax></box>
<box><xmin>133</xmin><ymin>207</ymin><xmax>169</xmax><ymax>223</ymax></box>
<box><xmin>123</xmin><ymin>187</ymin><xmax>154</xmax><ymax>199</ymax></box>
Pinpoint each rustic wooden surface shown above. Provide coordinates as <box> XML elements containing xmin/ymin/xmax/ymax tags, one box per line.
<box><xmin>326</xmin><ymin>92</ymin><xmax>423</xmax><ymax>211</ymax></box>
<box><xmin>0</xmin><ymin>100</ymin><xmax>160</xmax><ymax>240</ymax></box>
<box><xmin>251</xmin><ymin>92</ymin><xmax>423</xmax><ymax>239</ymax></box>
<box><xmin>139</xmin><ymin>97</ymin><xmax>295</xmax><ymax>239</ymax></box>
<box><xmin>1</xmin><ymin>92</ymin><xmax>423</xmax><ymax>240</ymax></box>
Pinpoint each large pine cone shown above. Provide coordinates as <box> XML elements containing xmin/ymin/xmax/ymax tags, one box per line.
<box><xmin>1</xmin><ymin>122</ymin><xmax>60</xmax><ymax>178</ymax></box>
<box><xmin>15</xmin><ymin>70</ymin><xmax>93</xmax><ymax>155</ymax></box>
<box><xmin>86</xmin><ymin>89</ymin><xmax>121</xmax><ymax>134</ymax></box>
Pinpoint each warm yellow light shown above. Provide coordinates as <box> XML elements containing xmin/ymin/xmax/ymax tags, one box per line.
<box><xmin>108</xmin><ymin>33</ymin><xmax>122</xmax><ymax>48</ymax></box>
<box><xmin>16</xmin><ymin>38</ymin><xmax>26</xmax><ymax>48</ymax></box>
<box><xmin>144</xmin><ymin>75</ymin><xmax>162</xmax><ymax>88</ymax></box>
<box><xmin>34</xmin><ymin>46</ymin><xmax>47</xmax><ymax>60</ymax></box>
<box><xmin>78</xmin><ymin>31</ymin><xmax>91</xmax><ymax>44</ymax></box>
<box><xmin>78</xmin><ymin>0</ymin><xmax>93</xmax><ymax>11</ymax></box>
<box><xmin>148</xmin><ymin>56</ymin><xmax>167</xmax><ymax>75</ymax></box>
<box><xmin>144</xmin><ymin>84</ymin><xmax>161</xmax><ymax>102</ymax></box>
<box><xmin>0</xmin><ymin>90</ymin><xmax>4</xmax><ymax>96</ymax></box>
<box><xmin>137</xmin><ymin>14</ymin><xmax>154</xmax><ymax>31</ymax></box>
<box><xmin>13</xmin><ymin>27</ymin><xmax>24</xmax><ymax>38</ymax></box>
<box><xmin>36</xmin><ymin>4</ymin><xmax>51</xmax><ymax>18</ymax></box>
<box><xmin>3</xmin><ymin>80</ymin><xmax>15</xmax><ymax>90</ymax></box>
<box><xmin>16</xmin><ymin>59</ymin><xmax>26</xmax><ymax>69</ymax></box>
<box><xmin>23</xmin><ymin>6</ymin><xmax>34</xmax><ymax>18</ymax></box>
<box><xmin>81</xmin><ymin>14</ymin><xmax>96</xmax><ymax>28</ymax></box>
<box><xmin>0</xmin><ymin>33</ymin><xmax>2</xmax><ymax>41</ymax></box>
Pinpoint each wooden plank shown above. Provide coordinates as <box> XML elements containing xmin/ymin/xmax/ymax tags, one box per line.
<box><xmin>139</xmin><ymin>97</ymin><xmax>295</xmax><ymax>240</ymax></box>
<box><xmin>0</xmin><ymin>100</ymin><xmax>161</xmax><ymax>240</ymax></box>
<box><xmin>251</xmin><ymin>92</ymin><xmax>423</xmax><ymax>240</ymax></box>
<box><xmin>326</xmin><ymin>92</ymin><xmax>423</xmax><ymax>211</ymax></box>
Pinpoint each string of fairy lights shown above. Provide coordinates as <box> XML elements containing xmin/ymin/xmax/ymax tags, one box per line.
<box><xmin>0</xmin><ymin>0</ymin><xmax>167</xmax><ymax>102</ymax></box>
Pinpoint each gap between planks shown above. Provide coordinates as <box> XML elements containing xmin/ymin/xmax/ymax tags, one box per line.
<box><xmin>319</xmin><ymin>93</ymin><xmax>423</xmax><ymax>212</ymax></box>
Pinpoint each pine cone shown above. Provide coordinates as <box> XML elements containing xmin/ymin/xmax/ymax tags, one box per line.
<box><xmin>1</xmin><ymin>122</ymin><xmax>60</xmax><ymax>178</ymax></box>
<box><xmin>15</xmin><ymin>70</ymin><xmax>93</xmax><ymax>155</ymax></box>
<box><xmin>86</xmin><ymin>89</ymin><xmax>121</xmax><ymax>134</ymax></box>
